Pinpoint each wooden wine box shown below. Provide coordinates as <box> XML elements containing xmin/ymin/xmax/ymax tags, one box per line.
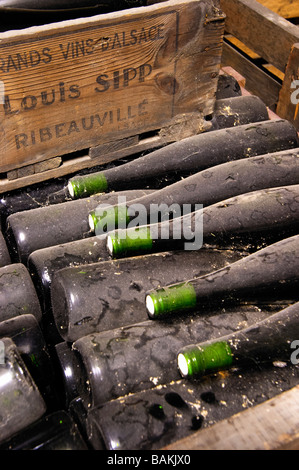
<box><xmin>0</xmin><ymin>0</ymin><xmax>225</xmax><ymax>189</ymax></box>
<box><xmin>219</xmin><ymin>0</ymin><xmax>299</xmax><ymax>129</ymax></box>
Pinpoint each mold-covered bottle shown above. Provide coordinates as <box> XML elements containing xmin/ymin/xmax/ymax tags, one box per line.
<box><xmin>67</xmin><ymin>120</ymin><xmax>299</xmax><ymax>199</ymax></box>
<box><xmin>51</xmin><ymin>247</ymin><xmax>244</xmax><ymax>342</ymax></box>
<box><xmin>0</xmin><ymin>231</ymin><xmax>11</xmax><ymax>267</ymax></box>
<box><xmin>85</xmin><ymin>332</ymin><xmax>299</xmax><ymax>450</ymax></box>
<box><xmin>211</xmin><ymin>94</ymin><xmax>269</xmax><ymax>130</ymax></box>
<box><xmin>177</xmin><ymin>301</ymin><xmax>299</xmax><ymax>378</ymax></box>
<box><xmin>0</xmin><ymin>0</ymin><xmax>149</xmax><ymax>31</ymax></box>
<box><xmin>106</xmin><ymin>184</ymin><xmax>299</xmax><ymax>258</ymax></box>
<box><xmin>55</xmin><ymin>304</ymin><xmax>273</xmax><ymax>407</ymax></box>
<box><xmin>0</xmin><ymin>179</ymin><xmax>67</xmax><ymax>230</ymax></box>
<box><xmin>89</xmin><ymin>149</ymin><xmax>299</xmax><ymax>234</ymax></box>
<box><xmin>215</xmin><ymin>73</ymin><xmax>242</xmax><ymax>99</ymax></box>
<box><xmin>28</xmin><ymin>237</ymin><xmax>110</xmax><ymax>314</ymax></box>
<box><xmin>0</xmin><ymin>337</ymin><xmax>46</xmax><ymax>444</ymax></box>
<box><xmin>0</xmin><ymin>263</ymin><xmax>42</xmax><ymax>323</ymax></box>
<box><xmin>0</xmin><ymin>314</ymin><xmax>60</xmax><ymax>409</ymax></box>
<box><xmin>145</xmin><ymin>234</ymin><xmax>299</xmax><ymax>319</ymax></box>
<box><xmin>5</xmin><ymin>189</ymin><xmax>153</xmax><ymax>264</ymax></box>
<box><xmin>0</xmin><ymin>410</ymin><xmax>88</xmax><ymax>450</ymax></box>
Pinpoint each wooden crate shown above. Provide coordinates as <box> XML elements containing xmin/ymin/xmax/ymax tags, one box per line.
<box><xmin>220</xmin><ymin>0</ymin><xmax>299</xmax><ymax>130</ymax></box>
<box><xmin>0</xmin><ymin>0</ymin><xmax>225</xmax><ymax>191</ymax></box>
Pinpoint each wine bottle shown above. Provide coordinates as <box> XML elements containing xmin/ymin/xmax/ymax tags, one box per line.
<box><xmin>0</xmin><ymin>0</ymin><xmax>146</xmax><ymax>8</ymax></box>
<box><xmin>0</xmin><ymin>337</ymin><xmax>46</xmax><ymax>444</ymax></box>
<box><xmin>89</xmin><ymin>148</ymin><xmax>299</xmax><ymax>234</ymax></box>
<box><xmin>0</xmin><ymin>230</ymin><xmax>11</xmax><ymax>267</ymax></box>
<box><xmin>67</xmin><ymin>119</ymin><xmax>299</xmax><ymax>199</ymax></box>
<box><xmin>0</xmin><ymin>263</ymin><xmax>42</xmax><ymax>323</ymax></box>
<box><xmin>191</xmin><ymin>94</ymin><xmax>269</xmax><ymax>134</ymax></box>
<box><xmin>5</xmin><ymin>189</ymin><xmax>153</xmax><ymax>264</ymax></box>
<box><xmin>28</xmin><ymin>237</ymin><xmax>110</xmax><ymax>311</ymax></box>
<box><xmin>85</xmin><ymin>340</ymin><xmax>299</xmax><ymax>450</ymax></box>
<box><xmin>145</xmin><ymin>234</ymin><xmax>299</xmax><ymax>319</ymax></box>
<box><xmin>51</xmin><ymin>247</ymin><xmax>244</xmax><ymax>342</ymax></box>
<box><xmin>106</xmin><ymin>184</ymin><xmax>299</xmax><ymax>258</ymax></box>
<box><xmin>55</xmin><ymin>304</ymin><xmax>273</xmax><ymax>407</ymax></box>
<box><xmin>0</xmin><ymin>410</ymin><xmax>88</xmax><ymax>450</ymax></box>
<box><xmin>177</xmin><ymin>301</ymin><xmax>299</xmax><ymax>379</ymax></box>
<box><xmin>0</xmin><ymin>314</ymin><xmax>60</xmax><ymax>409</ymax></box>
<box><xmin>0</xmin><ymin>0</ymin><xmax>148</xmax><ymax>31</ymax></box>
<box><xmin>210</xmin><ymin>94</ymin><xmax>269</xmax><ymax>130</ymax></box>
<box><xmin>215</xmin><ymin>73</ymin><xmax>242</xmax><ymax>99</ymax></box>
<box><xmin>0</xmin><ymin>179</ymin><xmax>68</xmax><ymax>231</ymax></box>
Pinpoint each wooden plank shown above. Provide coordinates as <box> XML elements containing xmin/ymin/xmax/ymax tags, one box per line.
<box><xmin>0</xmin><ymin>0</ymin><xmax>225</xmax><ymax>175</ymax></box>
<box><xmin>220</xmin><ymin>0</ymin><xmax>299</xmax><ymax>72</ymax></box>
<box><xmin>256</xmin><ymin>0</ymin><xmax>299</xmax><ymax>19</ymax></box>
<box><xmin>221</xmin><ymin>41</ymin><xmax>281</xmax><ymax>109</ymax></box>
<box><xmin>0</xmin><ymin>130</ymin><xmax>170</xmax><ymax>193</ymax></box>
<box><xmin>7</xmin><ymin>156</ymin><xmax>62</xmax><ymax>181</ymax></box>
<box><xmin>225</xmin><ymin>34</ymin><xmax>260</xmax><ymax>59</ymax></box>
<box><xmin>163</xmin><ymin>385</ymin><xmax>299</xmax><ymax>450</ymax></box>
<box><xmin>276</xmin><ymin>43</ymin><xmax>299</xmax><ymax>130</ymax></box>
<box><xmin>262</xmin><ymin>63</ymin><xmax>285</xmax><ymax>81</ymax></box>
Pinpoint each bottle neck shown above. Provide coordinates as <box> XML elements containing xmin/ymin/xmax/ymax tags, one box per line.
<box><xmin>89</xmin><ymin>204</ymin><xmax>130</xmax><ymax>234</ymax></box>
<box><xmin>177</xmin><ymin>301</ymin><xmax>299</xmax><ymax>378</ymax></box>
<box><xmin>177</xmin><ymin>341</ymin><xmax>233</xmax><ymax>378</ymax></box>
<box><xmin>146</xmin><ymin>282</ymin><xmax>197</xmax><ymax>319</ymax></box>
<box><xmin>106</xmin><ymin>226</ymin><xmax>154</xmax><ymax>257</ymax></box>
<box><xmin>68</xmin><ymin>172</ymin><xmax>108</xmax><ymax>198</ymax></box>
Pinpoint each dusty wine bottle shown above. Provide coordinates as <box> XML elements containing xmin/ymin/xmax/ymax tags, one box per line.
<box><xmin>67</xmin><ymin>119</ymin><xmax>299</xmax><ymax>199</ymax></box>
<box><xmin>0</xmin><ymin>410</ymin><xmax>88</xmax><ymax>450</ymax></box>
<box><xmin>55</xmin><ymin>305</ymin><xmax>272</xmax><ymax>407</ymax></box>
<box><xmin>177</xmin><ymin>301</ymin><xmax>299</xmax><ymax>379</ymax></box>
<box><xmin>106</xmin><ymin>184</ymin><xmax>299</xmax><ymax>258</ymax></box>
<box><xmin>185</xmin><ymin>94</ymin><xmax>269</xmax><ymax>134</ymax></box>
<box><xmin>28</xmin><ymin>237</ymin><xmax>111</xmax><ymax>314</ymax></box>
<box><xmin>210</xmin><ymin>95</ymin><xmax>269</xmax><ymax>130</ymax></box>
<box><xmin>5</xmin><ymin>189</ymin><xmax>153</xmax><ymax>264</ymax></box>
<box><xmin>0</xmin><ymin>179</ymin><xmax>67</xmax><ymax>231</ymax></box>
<box><xmin>0</xmin><ymin>230</ymin><xmax>11</xmax><ymax>267</ymax></box>
<box><xmin>0</xmin><ymin>0</ymin><xmax>148</xmax><ymax>31</ymax></box>
<box><xmin>0</xmin><ymin>314</ymin><xmax>60</xmax><ymax>409</ymax></box>
<box><xmin>51</xmin><ymin>247</ymin><xmax>244</xmax><ymax>342</ymax></box>
<box><xmin>0</xmin><ymin>0</ymin><xmax>146</xmax><ymax>8</ymax></box>
<box><xmin>0</xmin><ymin>337</ymin><xmax>46</xmax><ymax>444</ymax></box>
<box><xmin>145</xmin><ymin>234</ymin><xmax>299</xmax><ymax>319</ymax></box>
<box><xmin>85</xmin><ymin>345</ymin><xmax>298</xmax><ymax>450</ymax></box>
<box><xmin>215</xmin><ymin>73</ymin><xmax>242</xmax><ymax>99</ymax></box>
<box><xmin>89</xmin><ymin>149</ymin><xmax>299</xmax><ymax>234</ymax></box>
<box><xmin>0</xmin><ymin>263</ymin><xmax>42</xmax><ymax>323</ymax></box>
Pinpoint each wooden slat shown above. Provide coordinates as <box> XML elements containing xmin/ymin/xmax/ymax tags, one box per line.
<box><xmin>221</xmin><ymin>41</ymin><xmax>281</xmax><ymax>109</ymax></box>
<box><xmin>256</xmin><ymin>0</ymin><xmax>299</xmax><ymax>19</ymax></box>
<box><xmin>220</xmin><ymin>0</ymin><xmax>299</xmax><ymax>72</ymax></box>
<box><xmin>164</xmin><ymin>385</ymin><xmax>299</xmax><ymax>450</ymax></box>
<box><xmin>0</xmin><ymin>131</ymin><xmax>169</xmax><ymax>193</ymax></box>
<box><xmin>225</xmin><ymin>34</ymin><xmax>260</xmax><ymax>59</ymax></box>
<box><xmin>276</xmin><ymin>43</ymin><xmax>299</xmax><ymax>130</ymax></box>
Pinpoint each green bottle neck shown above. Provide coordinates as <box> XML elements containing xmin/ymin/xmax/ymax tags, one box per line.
<box><xmin>177</xmin><ymin>341</ymin><xmax>233</xmax><ymax>378</ymax></box>
<box><xmin>89</xmin><ymin>205</ymin><xmax>130</xmax><ymax>233</ymax></box>
<box><xmin>106</xmin><ymin>226</ymin><xmax>153</xmax><ymax>257</ymax></box>
<box><xmin>146</xmin><ymin>282</ymin><xmax>197</xmax><ymax>319</ymax></box>
<box><xmin>68</xmin><ymin>173</ymin><xmax>108</xmax><ymax>198</ymax></box>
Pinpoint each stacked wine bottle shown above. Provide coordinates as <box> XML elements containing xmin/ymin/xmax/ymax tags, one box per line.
<box><xmin>1</xmin><ymin>79</ymin><xmax>299</xmax><ymax>450</ymax></box>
